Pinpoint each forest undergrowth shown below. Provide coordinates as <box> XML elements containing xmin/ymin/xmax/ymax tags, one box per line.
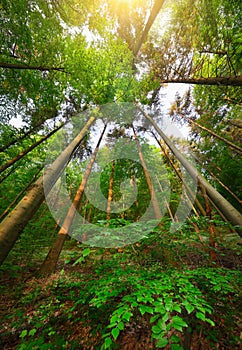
<box><xmin>0</xmin><ymin>215</ymin><xmax>241</xmax><ymax>350</ymax></box>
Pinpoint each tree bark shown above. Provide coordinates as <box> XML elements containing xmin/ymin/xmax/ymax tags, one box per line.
<box><xmin>139</xmin><ymin>105</ymin><xmax>242</xmax><ymax>237</ymax></box>
<box><xmin>159</xmin><ymin>76</ymin><xmax>242</xmax><ymax>86</ymax></box>
<box><xmin>38</xmin><ymin>123</ymin><xmax>107</xmax><ymax>275</ymax></box>
<box><xmin>0</xmin><ymin>116</ymin><xmax>95</xmax><ymax>265</ymax></box>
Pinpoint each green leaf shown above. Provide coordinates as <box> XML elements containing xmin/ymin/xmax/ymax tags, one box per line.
<box><xmin>205</xmin><ymin>318</ymin><xmax>215</xmax><ymax>326</ymax></box>
<box><xmin>110</xmin><ymin>315</ymin><xmax>120</xmax><ymax>324</ymax></box>
<box><xmin>117</xmin><ymin>321</ymin><xmax>124</xmax><ymax>330</ymax></box>
<box><xmin>172</xmin><ymin>316</ymin><xmax>188</xmax><ymax>331</ymax></box>
<box><xmin>164</xmin><ymin>297</ymin><xmax>173</xmax><ymax>311</ymax></box>
<box><xmin>152</xmin><ymin>325</ymin><xmax>163</xmax><ymax>335</ymax></box>
<box><xmin>154</xmin><ymin>305</ymin><xmax>166</xmax><ymax>314</ymax></box>
<box><xmin>122</xmin><ymin>311</ymin><xmax>132</xmax><ymax>322</ymax></box>
<box><xmin>28</xmin><ymin>328</ymin><xmax>37</xmax><ymax>336</ymax></box>
<box><xmin>139</xmin><ymin>305</ymin><xmax>154</xmax><ymax>316</ymax></box>
<box><xmin>182</xmin><ymin>301</ymin><xmax>194</xmax><ymax>314</ymax></box>
<box><xmin>171</xmin><ymin>335</ymin><xmax>181</xmax><ymax>343</ymax></box>
<box><xmin>156</xmin><ymin>337</ymin><xmax>169</xmax><ymax>348</ymax></box>
<box><xmin>72</xmin><ymin>257</ymin><xmax>84</xmax><ymax>265</ymax></box>
<box><xmin>111</xmin><ymin>327</ymin><xmax>120</xmax><ymax>340</ymax></box>
<box><xmin>83</xmin><ymin>248</ymin><xmax>91</xmax><ymax>257</ymax></box>
<box><xmin>20</xmin><ymin>330</ymin><xmax>28</xmax><ymax>338</ymax></box>
<box><xmin>173</xmin><ymin>303</ymin><xmax>182</xmax><ymax>313</ymax></box>
<box><xmin>162</xmin><ymin>312</ymin><xmax>169</xmax><ymax>323</ymax></box>
<box><xmin>150</xmin><ymin>314</ymin><xmax>160</xmax><ymax>323</ymax></box>
<box><xmin>104</xmin><ymin>337</ymin><xmax>113</xmax><ymax>349</ymax></box>
<box><xmin>196</xmin><ymin>312</ymin><xmax>206</xmax><ymax>321</ymax></box>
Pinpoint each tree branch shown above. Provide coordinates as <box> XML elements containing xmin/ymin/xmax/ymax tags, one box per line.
<box><xmin>159</xmin><ymin>76</ymin><xmax>242</xmax><ymax>86</ymax></box>
<box><xmin>0</xmin><ymin>62</ymin><xmax>66</xmax><ymax>72</ymax></box>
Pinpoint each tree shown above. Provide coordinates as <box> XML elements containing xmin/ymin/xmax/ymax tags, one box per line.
<box><xmin>132</xmin><ymin>125</ymin><xmax>162</xmax><ymax>219</ymax></box>
<box><xmin>0</xmin><ymin>0</ymin><xmax>241</xmax><ymax>266</ymax></box>
<box><xmin>38</xmin><ymin>123</ymin><xmax>107</xmax><ymax>275</ymax></box>
<box><xmin>138</xmin><ymin>105</ymin><xmax>242</xmax><ymax>237</ymax></box>
<box><xmin>0</xmin><ymin>115</ymin><xmax>95</xmax><ymax>265</ymax></box>
<box><xmin>142</xmin><ymin>0</ymin><xmax>242</xmax><ymax>90</ymax></box>
<box><xmin>170</xmin><ymin>90</ymin><xmax>242</xmax><ymax>154</ymax></box>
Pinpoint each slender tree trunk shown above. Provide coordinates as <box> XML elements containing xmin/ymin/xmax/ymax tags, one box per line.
<box><xmin>132</xmin><ymin>125</ymin><xmax>162</xmax><ymax>220</ymax></box>
<box><xmin>139</xmin><ymin>105</ymin><xmax>242</xmax><ymax>237</ymax></box>
<box><xmin>130</xmin><ymin>170</ymin><xmax>139</xmax><ymax>219</ymax></box>
<box><xmin>87</xmin><ymin>205</ymin><xmax>92</xmax><ymax>223</ymax></box>
<box><xmin>153</xmin><ymin>134</ymin><xmax>207</xmax><ymax>217</ymax></box>
<box><xmin>132</xmin><ymin>124</ymin><xmax>176</xmax><ymax>264</ymax></box>
<box><xmin>0</xmin><ymin>122</ymin><xmax>66</xmax><ymax>174</ymax></box>
<box><xmin>200</xmin><ymin>182</ymin><xmax>217</xmax><ymax>263</ymax></box>
<box><xmin>0</xmin><ymin>116</ymin><xmax>95</xmax><ymax>265</ymax></box>
<box><xmin>156</xmin><ymin>175</ymin><xmax>175</xmax><ymax>221</ymax></box>
<box><xmin>133</xmin><ymin>0</ymin><xmax>166</xmax><ymax>56</ymax></box>
<box><xmin>106</xmin><ymin>160</ymin><xmax>115</xmax><ymax>222</ymax></box>
<box><xmin>0</xmin><ymin>166</ymin><xmax>43</xmax><ymax>221</ymax></box>
<box><xmin>38</xmin><ymin>124</ymin><xmax>107</xmax><ymax>275</ymax></box>
<box><xmin>159</xmin><ymin>76</ymin><xmax>242</xmax><ymax>86</ymax></box>
<box><xmin>81</xmin><ymin>199</ymin><xmax>89</xmax><ymax>242</ymax></box>
<box><xmin>183</xmin><ymin>114</ymin><xmax>242</xmax><ymax>154</ymax></box>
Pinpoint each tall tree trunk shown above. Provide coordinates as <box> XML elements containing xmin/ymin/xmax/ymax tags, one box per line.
<box><xmin>130</xmin><ymin>170</ymin><xmax>139</xmax><ymax>219</ymax></box>
<box><xmin>200</xmin><ymin>182</ymin><xmax>217</xmax><ymax>263</ymax></box>
<box><xmin>139</xmin><ymin>105</ymin><xmax>242</xmax><ymax>237</ymax></box>
<box><xmin>0</xmin><ymin>122</ymin><xmax>66</xmax><ymax>174</ymax></box>
<box><xmin>133</xmin><ymin>0</ymin><xmax>166</xmax><ymax>56</ymax></box>
<box><xmin>159</xmin><ymin>76</ymin><xmax>242</xmax><ymax>86</ymax></box>
<box><xmin>38</xmin><ymin>124</ymin><xmax>107</xmax><ymax>275</ymax></box>
<box><xmin>0</xmin><ymin>116</ymin><xmax>95</xmax><ymax>265</ymax></box>
<box><xmin>132</xmin><ymin>125</ymin><xmax>175</xmax><ymax>265</ymax></box>
<box><xmin>132</xmin><ymin>125</ymin><xmax>162</xmax><ymax>220</ymax></box>
<box><xmin>106</xmin><ymin>160</ymin><xmax>115</xmax><ymax>222</ymax></box>
<box><xmin>153</xmin><ymin>134</ymin><xmax>207</xmax><ymax>217</ymax></box>
<box><xmin>156</xmin><ymin>175</ymin><xmax>175</xmax><ymax>221</ymax></box>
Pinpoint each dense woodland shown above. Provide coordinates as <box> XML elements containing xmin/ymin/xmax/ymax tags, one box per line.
<box><xmin>0</xmin><ymin>0</ymin><xmax>241</xmax><ymax>349</ymax></box>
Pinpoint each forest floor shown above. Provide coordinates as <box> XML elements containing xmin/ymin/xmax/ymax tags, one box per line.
<box><xmin>0</xmin><ymin>229</ymin><xmax>242</xmax><ymax>350</ymax></box>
